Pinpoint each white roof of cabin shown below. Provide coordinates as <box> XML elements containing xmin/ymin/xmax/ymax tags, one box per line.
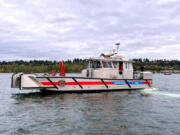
<box><xmin>85</xmin><ymin>52</ymin><xmax>133</xmax><ymax>63</ymax></box>
<box><xmin>86</xmin><ymin>56</ymin><xmax>133</xmax><ymax>63</ymax></box>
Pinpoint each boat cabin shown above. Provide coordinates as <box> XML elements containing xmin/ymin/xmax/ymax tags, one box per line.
<box><xmin>81</xmin><ymin>54</ymin><xmax>134</xmax><ymax>79</ymax></box>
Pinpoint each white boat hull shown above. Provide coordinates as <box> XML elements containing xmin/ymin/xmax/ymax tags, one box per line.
<box><xmin>12</xmin><ymin>73</ymin><xmax>153</xmax><ymax>92</ymax></box>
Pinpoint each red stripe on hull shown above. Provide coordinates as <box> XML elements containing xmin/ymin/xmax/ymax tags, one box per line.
<box><xmin>141</xmin><ymin>81</ymin><xmax>153</xmax><ymax>85</ymax></box>
<box><xmin>41</xmin><ymin>81</ymin><xmax>113</xmax><ymax>86</ymax></box>
<box><xmin>40</xmin><ymin>81</ymin><xmax>152</xmax><ymax>86</ymax></box>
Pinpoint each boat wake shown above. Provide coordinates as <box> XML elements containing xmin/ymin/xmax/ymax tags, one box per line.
<box><xmin>140</xmin><ymin>88</ymin><xmax>180</xmax><ymax>98</ymax></box>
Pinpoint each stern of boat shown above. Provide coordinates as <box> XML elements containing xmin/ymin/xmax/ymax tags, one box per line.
<box><xmin>11</xmin><ymin>73</ymin><xmax>40</xmax><ymax>90</ymax></box>
<box><xmin>11</xmin><ymin>73</ymin><xmax>23</xmax><ymax>89</ymax></box>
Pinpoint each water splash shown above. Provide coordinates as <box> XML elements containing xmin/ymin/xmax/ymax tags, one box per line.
<box><xmin>140</xmin><ymin>88</ymin><xmax>180</xmax><ymax>98</ymax></box>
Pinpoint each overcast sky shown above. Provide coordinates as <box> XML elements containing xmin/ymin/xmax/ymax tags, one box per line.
<box><xmin>0</xmin><ymin>0</ymin><xmax>180</xmax><ymax>61</ymax></box>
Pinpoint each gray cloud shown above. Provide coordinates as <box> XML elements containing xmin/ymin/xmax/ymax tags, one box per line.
<box><xmin>0</xmin><ymin>0</ymin><xmax>180</xmax><ymax>61</ymax></box>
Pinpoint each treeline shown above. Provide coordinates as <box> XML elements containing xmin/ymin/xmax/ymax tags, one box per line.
<box><xmin>133</xmin><ymin>58</ymin><xmax>180</xmax><ymax>71</ymax></box>
<box><xmin>0</xmin><ymin>58</ymin><xmax>180</xmax><ymax>73</ymax></box>
<box><xmin>0</xmin><ymin>59</ymin><xmax>84</xmax><ymax>73</ymax></box>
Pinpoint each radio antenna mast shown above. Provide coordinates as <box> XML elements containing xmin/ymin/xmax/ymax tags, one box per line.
<box><xmin>115</xmin><ymin>43</ymin><xmax>120</xmax><ymax>54</ymax></box>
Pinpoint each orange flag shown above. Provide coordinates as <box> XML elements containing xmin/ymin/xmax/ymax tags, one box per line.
<box><xmin>59</xmin><ymin>61</ymin><xmax>66</xmax><ymax>76</ymax></box>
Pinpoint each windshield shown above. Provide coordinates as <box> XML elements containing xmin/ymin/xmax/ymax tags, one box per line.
<box><xmin>93</xmin><ymin>61</ymin><xmax>102</xmax><ymax>68</ymax></box>
<box><xmin>84</xmin><ymin>61</ymin><xmax>89</xmax><ymax>68</ymax></box>
<box><xmin>113</xmin><ymin>61</ymin><xmax>118</xmax><ymax>68</ymax></box>
<box><xmin>102</xmin><ymin>61</ymin><xmax>112</xmax><ymax>68</ymax></box>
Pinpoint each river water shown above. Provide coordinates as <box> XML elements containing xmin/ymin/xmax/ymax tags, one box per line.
<box><xmin>0</xmin><ymin>73</ymin><xmax>180</xmax><ymax>135</ymax></box>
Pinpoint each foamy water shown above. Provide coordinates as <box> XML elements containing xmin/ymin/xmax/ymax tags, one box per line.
<box><xmin>141</xmin><ymin>86</ymin><xmax>180</xmax><ymax>98</ymax></box>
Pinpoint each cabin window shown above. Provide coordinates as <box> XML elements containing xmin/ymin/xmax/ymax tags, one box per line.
<box><xmin>92</xmin><ymin>61</ymin><xmax>102</xmax><ymax>68</ymax></box>
<box><xmin>113</xmin><ymin>61</ymin><xmax>118</xmax><ymax>68</ymax></box>
<box><xmin>125</xmin><ymin>62</ymin><xmax>130</xmax><ymax>69</ymax></box>
<box><xmin>102</xmin><ymin>61</ymin><xmax>112</xmax><ymax>68</ymax></box>
<box><xmin>84</xmin><ymin>61</ymin><xmax>89</xmax><ymax>69</ymax></box>
<box><xmin>125</xmin><ymin>63</ymin><xmax>127</xmax><ymax>69</ymax></box>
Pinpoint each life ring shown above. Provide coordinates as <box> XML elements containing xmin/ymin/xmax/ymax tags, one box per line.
<box><xmin>58</xmin><ymin>80</ymin><xmax>66</xmax><ymax>87</ymax></box>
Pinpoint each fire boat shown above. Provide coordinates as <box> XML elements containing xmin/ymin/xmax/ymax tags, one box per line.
<box><xmin>11</xmin><ymin>43</ymin><xmax>153</xmax><ymax>92</ymax></box>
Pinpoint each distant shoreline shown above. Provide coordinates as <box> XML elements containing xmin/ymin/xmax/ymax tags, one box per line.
<box><xmin>0</xmin><ymin>59</ymin><xmax>180</xmax><ymax>73</ymax></box>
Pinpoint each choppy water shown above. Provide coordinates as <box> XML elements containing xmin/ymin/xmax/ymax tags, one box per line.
<box><xmin>0</xmin><ymin>73</ymin><xmax>180</xmax><ymax>135</ymax></box>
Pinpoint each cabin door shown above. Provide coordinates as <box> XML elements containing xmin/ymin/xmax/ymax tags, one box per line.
<box><xmin>119</xmin><ymin>62</ymin><xmax>123</xmax><ymax>75</ymax></box>
<box><xmin>122</xmin><ymin>62</ymin><xmax>133</xmax><ymax>79</ymax></box>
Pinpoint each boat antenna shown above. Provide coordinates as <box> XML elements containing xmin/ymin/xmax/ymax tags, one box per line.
<box><xmin>115</xmin><ymin>43</ymin><xmax>120</xmax><ymax>54</ymax></box>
